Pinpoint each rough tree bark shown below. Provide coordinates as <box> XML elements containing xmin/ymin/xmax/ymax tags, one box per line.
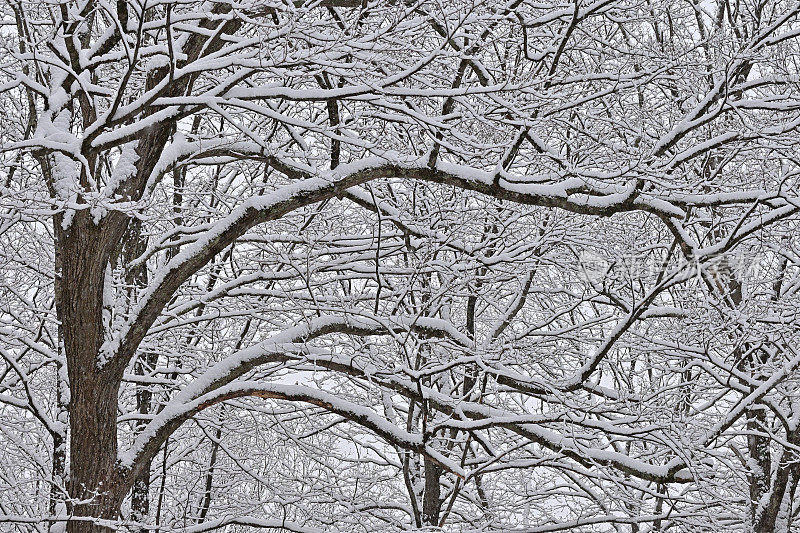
<box><xmin>57</xmin><ymin>212</ymin><xmax>128</xmax><ymax>532</ymax></box>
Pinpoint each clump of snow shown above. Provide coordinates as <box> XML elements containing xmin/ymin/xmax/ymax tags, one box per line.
<box><xmin>105</xmin><ymin>141</ymin><xmax>140</xmax><ymax>197</ymax></box>
<box><xmin>49</xmin><ymin>502</ymin><xmax>67</xmax><ymax>533</ymax></box>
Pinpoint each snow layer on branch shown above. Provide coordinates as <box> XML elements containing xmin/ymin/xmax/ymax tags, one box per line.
<box><xmin>103</xmin><ymin>141</ymin><xmax>139</xmax><ymax>197</ymax></box>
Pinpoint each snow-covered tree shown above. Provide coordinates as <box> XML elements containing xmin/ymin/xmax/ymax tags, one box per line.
<box><xmin>3</xmin><ymin>0</ymin><xmax>800</xmax><ymax>531</ymax></box>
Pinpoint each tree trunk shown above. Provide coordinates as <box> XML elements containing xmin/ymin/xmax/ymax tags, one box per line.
<box><xmin>67</xmin><ymin>376</ymin><xmax>125</xmax><ymax>533</ymax></box>
<box><xmin>51</xmin><ymin>244</ymin><xmax>68</xmax><ymax>527</ymax></box>
<box><xmin>130</xmin><ymin>355</ymin><xmax>157</xmax><ymax>531</ymax></box>
<box><xmin>197</xmin><ymin>425</ymin><xmax>223</xmax><ymax>522</ymax></box>
<box><xmin>422</xmin><ymin>457</ymin><xmax>442</xmax><ymax>527</ymax></box>
<box><xmin>123</xmin><ymin>217</ymin><xmax>155</xmax><ymax>531</ymax></box>
<box><xmin>56</xmin><ymin>212</ymin><xmax>127</xmax><ymax>533</ymax></box>
<box><xmin>751</xmin><ymin>434</ymin><xmax>800</xmax><ymax>533</ymax></box>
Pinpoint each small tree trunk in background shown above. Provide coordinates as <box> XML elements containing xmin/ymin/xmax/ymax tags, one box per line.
<box><xmin>197</xmin><ymin>425</ymin><xmax>223</xmax><ymax>522</ymax></box>
<box><xmin>49</xmin><ymin>365</ymin><xmax>67</xmax><ymax>530</ymax></box>
<box><xmin>422</xmin><ymin>457</ymin><xmax>442</xmax><ymax>527</ymax></box>
<box><xmin>123</xmin><ymin>218</ymin><xmax>154</xmax><ymax>531</ymax></box>
<box><xmin>130</xmin><ymin>354</ymin><xmax>157</xmax><ymax>531</ymax></box>
<box><xmin>50</xmin><ymin>241</ymin><xmax>68</xmax><ymax>529</ymax></box>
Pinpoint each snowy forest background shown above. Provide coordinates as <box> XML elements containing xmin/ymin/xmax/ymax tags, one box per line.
<box><xmin>2</xmin><ymin>0</ymin><xmax>800</xmax><ymax>531</ymax></box>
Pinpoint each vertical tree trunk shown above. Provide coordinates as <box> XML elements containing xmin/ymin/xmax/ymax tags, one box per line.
<box><xmin>197</xmin><ymin>425</ymin><xmax>223</xmax><ymax>522</ymax></box>
<box><xmin>66</xmin><ymin>375</ymin><xmax>124</xmax><ymax>533</ymax></box>
<box><xmin>751</xmin><ymin>433</ymin><xmax>800</xmax><ymax>533</ymax></box>
<box><xmin>130</xmin><ymin>354</ymin><xmax>158</xmax><ymax>531</ymax></box>
<box><xmin>130</xmin><ymin>360</ymin><xmax>156</xmax><ymax>531</ymax></box>
<box><xmin>120</xmin><ymin>217</ymin><xmax>155</xmax><ymax>531</ymax></box>
<box><xmin>51</xmin><ymin>239</ymin><xmax>68</xmax><ymax>528</ymax></box>
<box><xmin>57</xmin><ymin>212</ymin><xmax>126</xmax><ymax>533</ymax></box>
<box><xmin>50</xmin><ymin>429</ymin><xmax>66</xmax><ymax>514</ymax></box>
<box><xmin>422</xmin><ymin>458</ymin><xmax>442</xmax><ymax>527</ymax></box>
<box><xmin>747</xmin><ymin>407</ymin><xmax>772</xmax><ymax>531</ymax></box>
